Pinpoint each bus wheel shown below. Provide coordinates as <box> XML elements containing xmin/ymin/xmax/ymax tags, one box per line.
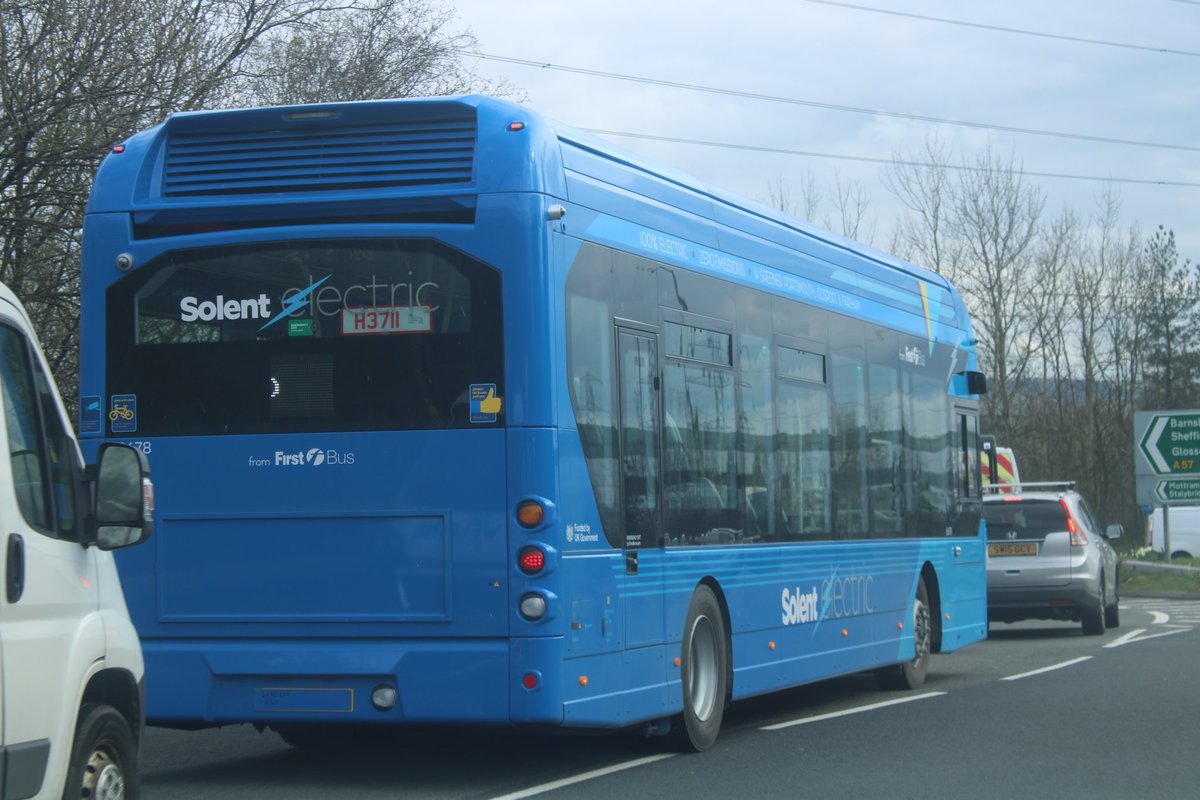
<box><xmin>64</xmin><ymin>703</ymin><xmax>139</xmax><ymax>800</ymax></box>
<box><xmin>673</xmin><ymin>584</ymin><xmax>729</xmax><ymax>752</ymax></box>
<box><xmin>876</xmin><ymin>578</ymin><xmax>931</xmax><ymax>690</ymax></box>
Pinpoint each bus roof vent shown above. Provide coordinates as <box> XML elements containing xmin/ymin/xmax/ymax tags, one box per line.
<box><xmin>161</xmin><ymin>116</ymin><xmax>476</xmax><ymax>197</ymax></box>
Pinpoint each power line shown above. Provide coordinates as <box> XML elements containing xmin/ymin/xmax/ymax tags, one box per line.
<box><xmin>584</xmin><ymin>128</ymin><xmax>1200</xmax><ymax>188</ymax></box>
<box><xmin>802</xmin><ymin>0</ymin><xmax>1200</xmax><ymax>57</ymax></box>
<box><xmin>459</xmin><ymin>52</ymin><xmax>1200</xmax><ymax>154</ymax></box>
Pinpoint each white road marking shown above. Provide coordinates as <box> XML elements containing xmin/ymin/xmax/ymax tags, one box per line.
<box><xmin>1002</xmin><ymin>656</ymin><xmax>1092</xmax><ymax>681</ymax></box>
<box><xmin>1106</xmin><ymin>628</ymin><xmax>1147</xmax><ymax>648</ymax></box>
<box><xmin>488</xmin><ymin>754</ymin><xmax>676</xmax><ymax>800</ymax></box>
<box><xmin>1104</xmin><ymin>627</ymin><xmax>1191</xmax><ymax>649</ymax></box>
<box><xmin>760</xmin><ymin>691</ymin><xmax>946</xmax><ymax>731</ymax></box>
<box><xmin>1149</xmin><ymin>611</ymin><xmax>1170</xmax><ymax>625</ymax></box>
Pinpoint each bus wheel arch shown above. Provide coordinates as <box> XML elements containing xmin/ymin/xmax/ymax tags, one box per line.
<box><xmin>672</xmin><ymin>579</ymin><xmax>731</xmax><ymax>752</ymax></box>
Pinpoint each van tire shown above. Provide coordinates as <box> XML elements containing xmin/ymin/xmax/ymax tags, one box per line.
<box><xmin>63</xmin><ymin>702</ymin><xmax>139</xmax><ymax>800</ymax></box>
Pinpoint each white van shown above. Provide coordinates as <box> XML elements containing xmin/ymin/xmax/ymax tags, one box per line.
<box><xmin>0</xmin><ymin>282</ymin><xmax>153</xmax><ymax>799</ymax></box>
<box><xmin>1148</xmin><ymin>506</ymin><xmax>1200</xmax><ymax>559</ymax></box>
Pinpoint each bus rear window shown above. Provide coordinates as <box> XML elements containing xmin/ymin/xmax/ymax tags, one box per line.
<box><xmin>106</xmin><ymin>238</ymin><xmax>503</xmax><ymax>435</ymax></box>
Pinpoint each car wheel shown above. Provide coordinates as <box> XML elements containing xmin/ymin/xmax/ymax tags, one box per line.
<box><xmin>1104</xmin><ymin>566</ymin><xmax>1121</xmax><ymax>629</ymax></box>
<box><xmin>672</xmin><ymin>584</ymin><xmax>729</xmax><ymax>752</ymax></box>
<box><xmin>64</xmin><ymin>703</ymin><xmax>139</xmax><ymax>800</ymax></box>
<box><xmin>876</xmin><ymin>578</ymin><xmax>931</xmax><ymax>690</ymax></box>
<box><xmin>1082</xmin><ymin>578</ymin><xmax>1107</xmax><ymax>636</ymax></box>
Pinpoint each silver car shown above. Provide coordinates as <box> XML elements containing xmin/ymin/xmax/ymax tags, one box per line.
<box><xmin>983</xmin><ymin>484</ymin><xmax>1122</xmax><ymax>635</ymax></box>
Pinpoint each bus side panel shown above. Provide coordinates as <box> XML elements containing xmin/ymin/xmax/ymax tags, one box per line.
<box><xmin>643</xmin><ymin>540</ymin><xmax>985</xmax><ymax>703</ymax></box>
<box><xmin>936</xmin><ymin>527</ymin><xmax>988</xmax><ymax>652</ymax></box>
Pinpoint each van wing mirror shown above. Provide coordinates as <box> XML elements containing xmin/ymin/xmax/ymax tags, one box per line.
<box><xmin>89</xmin><ymin>443</ymin><xmax>154</xmax><ymax>550</ymax></box>
<box><xmin>1105</xmin><ymin>523</ymin><xmax>1124</xmax><ymax>540</ymax></box>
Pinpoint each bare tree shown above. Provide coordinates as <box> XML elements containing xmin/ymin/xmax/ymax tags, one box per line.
<box><xmin>902</xmin><ymin>144</ymin><xmax>1045</xmax><ymax>443</ymax></box>
<box><xmin>763</xmin><ymin>169</ymin><xmax>875</xmax><ymax>245</ymax></box>
<box><xmin>240</xmin><ymin>0</ymin><xmax>516</xmax><ymax>105</ymax></box>
<box><xmin>0</xmin><ymin>0</ymin><xmax>506</xmax><ymax>399</ymax></box>
<box><xmin>883</xmin><ymin>136</ymin><xmax>956</xmax><ymax>274</ymax></box>
<box><xmin>828</xmin><ymin>170</ymin><xmax>875</xmax><ymax>244</ymax></box>
<box><xmin>765</xmin><ymin>170</ymin><xmax>821</xmax><ymax>222</ymax></box>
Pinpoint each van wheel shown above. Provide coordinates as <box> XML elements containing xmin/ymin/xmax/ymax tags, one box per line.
<box><xmin>876</xmin><ymin>578</ymin><xmax>931</xmax><ymax>690</ymax></box>
<box><xmin>672</xmin><ymin>585</ymin><xmax>729</xmax><ymax>752</ymax></box>
<box><xmin>64</xmin><ymin>703</ymin><xmax>139</xmax><ymax>800</ymax></box>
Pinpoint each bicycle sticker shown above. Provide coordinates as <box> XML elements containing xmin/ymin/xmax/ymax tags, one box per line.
<box><xmin>109</xmin><ymin>394</ymin><xmax>137</xmax><ymax>433</ymax></box>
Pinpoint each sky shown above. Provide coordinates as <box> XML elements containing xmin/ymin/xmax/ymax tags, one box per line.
<box><xmin>449</xmin><ymin>0</ymin><xmax>1200</xmax><ymax>264</ymax></box>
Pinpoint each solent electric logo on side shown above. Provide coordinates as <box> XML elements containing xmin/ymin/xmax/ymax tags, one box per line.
<box><xmin>780</xmin><ymin>568</ymin><xmax>875</xmax><ymax>626</ymax></box>
<box><xmin>247</xmin><ymin>447</ymin><xmax>355</xmax><ymax>468</ymax></box>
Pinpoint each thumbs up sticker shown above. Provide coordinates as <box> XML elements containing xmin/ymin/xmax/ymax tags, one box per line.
<box><xmin>469</xmin><ymin>383</ymin><xmax>503</xmax><ymax>423</ymax></box>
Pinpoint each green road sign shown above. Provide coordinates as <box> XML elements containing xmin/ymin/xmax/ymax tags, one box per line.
<box><xmin>1139</xmin><ymin>413</ymin><xmax>1200</xmax><ymax>475</ymax></box>
<box><xmin>1156</xmin><ymin>479</ymin><xmax>1200</xmax><ymax>503</ymax></box>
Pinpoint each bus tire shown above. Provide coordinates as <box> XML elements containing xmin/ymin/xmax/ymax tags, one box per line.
<box><xmin>876</xmin><ymin>578</ymin><xmax>931</xmax><ymax>690</ymax></box>
<box><xmin>673</xmin><ymin>584</ymin><xmax>729</xmax><ymax>752</ymax></box>
<box><xmin>64</xmin><ymin>702</ymin><xmax>140</xmax><ymax>800</ymax></box>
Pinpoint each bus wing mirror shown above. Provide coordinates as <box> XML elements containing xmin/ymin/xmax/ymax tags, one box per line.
<box><xmin>961</xmin><ymin>370</ymin><xmax>987</xmax><ymax>395</ymax></box>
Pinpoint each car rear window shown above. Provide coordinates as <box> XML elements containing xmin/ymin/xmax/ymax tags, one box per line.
<box><xmin>983</xmin><ymin>499</ymin><xmax>1068</xmax><ymax>541</ymax></box>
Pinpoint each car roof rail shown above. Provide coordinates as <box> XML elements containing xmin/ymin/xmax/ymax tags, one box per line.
<box><xmin>984</xmin><ymin>480</ymin><xmax>1077</xmax><ymax>494</ymax></box>
<box><xmin>1012</xmin><ymin>481</ymin><xmax>1077</xmax><ymax>491</ymax></box>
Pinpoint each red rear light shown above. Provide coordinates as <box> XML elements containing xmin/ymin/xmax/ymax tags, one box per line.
<box><xmin>518</xmin><ymin>545</ymin><xmax>546</xmax><ymax>574</ymax></box>
<box><xmin>1060</xmin><ymin>498</ymin><xmax>1088</xmax><ymax>546</ymax></box>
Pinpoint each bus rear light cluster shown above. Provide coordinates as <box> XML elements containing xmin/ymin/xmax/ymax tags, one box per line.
<box><xmin>371</xmin><ymin>684</ymin><xmax>397</xmax><ymax>711</ymax></box>
<box><xmin>518</xmin><ymin>545</ymin><xmax>546</xmax><ymax>574</ymax></box>
<box><xmin>519</xmin><ymin>593</ymin><xmax>547</xmax><ymax>620</ymax></box>
<box><xmin>517</xmin><ymin>500</ymin><xmax>545</xmax><ymax>528</ymax></box>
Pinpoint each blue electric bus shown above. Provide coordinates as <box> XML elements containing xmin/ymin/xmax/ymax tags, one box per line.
<box><xmin>80</xmin><ymin>95</ymin><xmax>987</xmax><ymax>751</ymax></box>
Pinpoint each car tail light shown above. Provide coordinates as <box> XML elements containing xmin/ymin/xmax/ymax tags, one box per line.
<box><xmin>1061</xmin><ymin>498</ymin><xmax>1088</xmax><ymax>546</ymax></box>
<box><xmin>518</xmin><ymin>545</ymin><xmax>546</xmax><ymax>574</ymax></box>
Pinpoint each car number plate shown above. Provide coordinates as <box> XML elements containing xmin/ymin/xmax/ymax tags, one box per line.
<box><xmin>989</xmin><ymin>542</ymin><xmax>1038</xmax><ymax>557</ymax></box>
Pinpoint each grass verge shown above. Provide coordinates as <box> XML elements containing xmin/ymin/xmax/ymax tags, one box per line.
<box><xmin>1120</xmin><ymin>556</ymin><xmax>1200</xmax><ymax>595</ymax></box>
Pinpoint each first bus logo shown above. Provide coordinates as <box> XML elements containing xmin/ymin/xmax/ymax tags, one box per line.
<box><xmin>247</xmin><ymin>447</ymin><xmax>355</xmax><ymax>468</ymax></box>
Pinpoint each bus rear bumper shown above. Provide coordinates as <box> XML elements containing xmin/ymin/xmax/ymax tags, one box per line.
<box><xmin>141</xmin><ymin>638</ymin><xmax>564</xmax><ymax>727</ymax></box>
